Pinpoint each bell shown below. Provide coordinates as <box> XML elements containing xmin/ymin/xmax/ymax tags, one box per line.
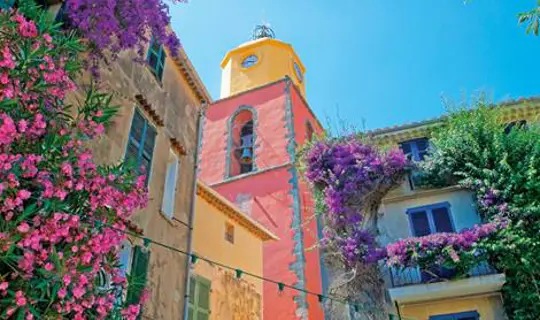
<box><xmin>240</xmin><ymin>148</ymin><xmax>253</xmax><ymax>164</ymax></box>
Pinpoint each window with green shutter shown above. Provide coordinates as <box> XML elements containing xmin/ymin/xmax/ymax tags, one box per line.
<box><xmin>126</xmin><ymin>246</ymin><xmax>150</xmax><ymax>309</ymax></box>
<box><xmin>125</xmin><ymin>109</ymin><xmax>157</xmax><ymax>185</ymax></box>
<box><xmin>147</xmin><ymin>37</ymin><xmax>166</xmax><ymax>82</ymax></box>
<box><xmin>187</xmin><ymin>276</ymin><xmax>211</xmax><ymax>320</ymax></box>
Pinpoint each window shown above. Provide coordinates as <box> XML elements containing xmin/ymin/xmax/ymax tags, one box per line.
<box><xmin>399</xmin><ymin>137</ymin><xmax>430</xmax><ymax>161</ymax></box>
<box><xmin>228</xmin><ymin>108</ymin><xmax>256</xmax><ymax>178</ymax></box>
<box><xmin>504</xmin><ymin>119</ymin><xmax>527</xmax><ymax>134</ymax></box>
<box><xmin>188</xmin><ymin>276</ymin><xmax>211</xmax><ymax>320</ymax></box>
<box><xmin>407</xmin><ymin>202</ymin><xmax>454</xmax><ymax>237</ymax></box>
<box><xmin>225</xmin><ymin>222</ymin><xmax>235</xmax><ymax>244</ymax></box>
<box><xmin>126</xmin><ymin>246</ymin><xmax>151</xmax><ymax>306</ymax></box>
<box><xmin>241</xmin><ymin>55</ymin><xmax>258</xmax><ymax>68</ymax></box>
<box><xmin>119</xmin><ymin>241</ymin><xmax>133</xmax><ymax>277</ymax></box>
<box><xmin>161</xmin><ymin>150</ymin><xmax>179</xmax><ymax>219</ymax></box>
<box><xmin>125</xmin><ymin>109</ymin><xmax>157</xmax><ymax>185</ymax></box>
<box><xmin>430</xmin><ymin>311</ymin><xmax>479</xmax><ymax>320</ymax></box>
<box><xmin>306</xmin><ymin>122</ymin><xmax>314</xmax><ymax>141</ymax></box>
<box><xmin>147</xmin><ymin>38</ymin><xmax>166</xmax><ymax>81</ymax></box>
<box><xmin>96</xmin><ymin>269</ymin><xmax>112</xmax><ymax>292</ymax></box>
<box><xmin>0</xmin><ymin>0</ymin><xmax>15</xmax><ymax>9</ymax></box>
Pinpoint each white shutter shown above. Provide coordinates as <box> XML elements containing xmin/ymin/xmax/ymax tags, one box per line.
<box><xmin>161</xmin><ymin>151</ymin><xmax>179</xmax><ymax>218</ymax></box>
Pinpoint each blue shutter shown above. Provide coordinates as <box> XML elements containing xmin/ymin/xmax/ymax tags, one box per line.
<box><xmin>126</xmin><ymin>109</ymin><xmax>156</xmax><ymax>185</ymax></box>
<box><xmin>409</xmin><ymin>210</ymin><xmax>431</xmax><ymax>236</ymax></box>
<box><xmin>432</xmin><ymin>206</ymin><xmax>454</xmax><ymax>232</ymax></box>
<box><xmin>430</xmin><ymin>311</ymin><xmax>479</xmax><ymax>320</ymax></box>
<box><xmin>415</xmin><ymin>138</ymin><xmax>429</xmax><ymax>160</ymax></box>
<box><xmin>399</xmin><ymin>142</ymin><xmax>413</xmax><ymax>160</ymax></box>
<box><xmin>147</xmin><ymin>38</ymin><xmax>166</xmax><ymax>81</ymax></box>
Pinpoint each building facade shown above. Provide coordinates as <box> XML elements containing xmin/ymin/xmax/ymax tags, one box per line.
<box><xmin>42</xmin><ymin>2</ymin><xmax>213</xmax><ymax>318</ymax></box>
<box><xmin>371</xmin><ymin>99</ymin><xmax>540</xmax><ymax>320</ymax></box>
<box><xmin>190</xmin><ymin>181</ymin><xmax>278</xmax><ymax>320</ymax></box>
<box><xmin>199</xmin><ymin>32</ymin><xmax>326</xmax><ymax>320</ymax></box>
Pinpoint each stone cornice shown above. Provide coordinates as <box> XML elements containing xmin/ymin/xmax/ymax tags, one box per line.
<box><xmin>196</xmin><ymin>181</ymin><xmax>279</xmax><ymax>241</ymax></box>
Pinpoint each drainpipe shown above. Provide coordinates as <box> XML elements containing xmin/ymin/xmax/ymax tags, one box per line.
<box><xmin>182</xmin><ymin>104</ymin><xmax>206</xmax><ymax>320</ymax></box>
<box><xmin>394</xmin><ymin>301</ymin><xmax>403</xmax><ymax>320</ymax></box>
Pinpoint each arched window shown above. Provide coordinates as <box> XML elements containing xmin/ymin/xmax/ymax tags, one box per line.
<box><xmin>227</xmin><ymin>107</ymin><xmax>256</xmax><ymax>177</ymax></box>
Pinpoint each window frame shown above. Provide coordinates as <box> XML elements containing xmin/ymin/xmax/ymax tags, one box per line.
<box><xmin>225</xmin><ymin>222</ymin><xmax>235</xmax><ymax>244</ymax></box>
<box><xmin>399</xmin><ymin>137</ymin><xmax>430</xmax><ymax>161</ymax></box>
<box><xmin>188</xmin><ymin>275</ymin><xmax>211</xmax><ymax>320</ymax></box>
<box><xmin>226</xmin><ymin>106</ymin><xmax>258</xmax><ymax>179</ymax></box>
<box><xmin>146</xmin><ymin>37</ymin><xmax>166</xmax><ymax>82</ymax></box>
<box><xmin>125</xmin><ymin>108</ymin><xmax>157</xmax><ymax>186</ymax></box>
<box><xmin>161</xmin><ymin>149</ymin><xmax>180</xmax><ymax>219</ymax></box>
<box><xmin>504</xmin><ymin>119</ymin><xmax>527</xmax><ymax>134</ymax></box>
<box><xmin>406</xmin><ymin>202</ymin><xmax>455</xmax><ymax>237</ymax></box>
<box><xmin>429</xmin><ymin>311</ymin><xmax>479</xmax><ymax>320</ymax></box>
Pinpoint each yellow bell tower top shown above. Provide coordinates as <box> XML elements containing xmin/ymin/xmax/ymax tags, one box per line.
<box><xmin>220</xmin><ymin>25</ymin><xmax>306</xmax><ymax>99</ymax></box>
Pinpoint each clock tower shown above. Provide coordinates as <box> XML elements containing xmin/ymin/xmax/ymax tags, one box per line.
<box><xmin>199</xmin><ymin>26</ymin><xmax>325</xmax><ymax>320</ymax></box>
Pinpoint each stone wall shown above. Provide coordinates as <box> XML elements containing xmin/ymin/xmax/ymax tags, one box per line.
<box><xmin>69</xmin><ymin>47</ymin><xmax>202</xmax><ymax>320</ymax></box>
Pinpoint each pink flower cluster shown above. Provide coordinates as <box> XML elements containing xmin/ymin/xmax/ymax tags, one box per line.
<box><xmin>0</xmin><ymin>10</ymin><xmax>148</xmax><ymax>319</ymax></box>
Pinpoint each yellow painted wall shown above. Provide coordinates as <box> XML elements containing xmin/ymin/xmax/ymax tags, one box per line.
<box><xmin>220</xmin><ymin>38</ymin><xmax>306</xmax><ymax>98</ymax></box>
<box><xmin>192</xmin><ymin>192</ymin><xmax>265</xmax><ymax>319</ymax></box>
<box><xmin>398</xmin><ymin>294</ymin><xmax>506</xmax><ymax>319</ymax></box>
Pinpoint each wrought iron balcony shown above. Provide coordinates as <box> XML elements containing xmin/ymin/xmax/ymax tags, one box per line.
<box><xmin>387</xmin><ymin>263</ymin><xmax>498</xmax><ymax>288</ymax></box>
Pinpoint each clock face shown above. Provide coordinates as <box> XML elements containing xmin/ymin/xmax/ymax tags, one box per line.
<box><xmin>241</xmin><ymin>55</ymin><xmax>258</xmax><ymax>68</ymax></box>
<box><xmin>294</xmin><ymin>61</ymin><xmax>303</xmax><ymax>82</ymax></box>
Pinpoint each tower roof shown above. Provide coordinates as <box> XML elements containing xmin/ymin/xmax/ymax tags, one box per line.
<box><xmin>220</xmin><ymin>37</ymin><xmax>305</xmax><ymax>72</ymax></box>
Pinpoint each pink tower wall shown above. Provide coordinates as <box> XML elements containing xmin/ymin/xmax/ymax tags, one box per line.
<box><xmin>199</xmin><ymin>79</ymin><xmax>325</xmax><ymax>319</ymax></box>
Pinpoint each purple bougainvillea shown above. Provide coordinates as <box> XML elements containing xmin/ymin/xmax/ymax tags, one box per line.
<box><xmin>303</xmin><ymin>135</ymin><xmax>506</xmax><ymax>271</ymax></box>
<box><xmin>62</xmin><ymin>0</ymin><xmax>183</xmax><ymax>72</ymax></box>
<box><xmin>304</xmin><ymin>136</ymin><xmax>408</xmax><ymax>266</ymax></box>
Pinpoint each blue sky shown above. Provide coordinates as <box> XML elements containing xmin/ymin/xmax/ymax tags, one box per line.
<box><xmin>170</xmin><ymin>0</ymin><xmax>540</xmax><ymax>130</ymax></box>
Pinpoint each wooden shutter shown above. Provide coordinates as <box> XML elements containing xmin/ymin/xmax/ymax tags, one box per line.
<box><xmin>187</xmin><ymin>277</ymin><xmax>196</xmax><ymax>320</ymax></box>
<box><xmin>161</xmin><ymin>153</ymin><xmax>179</xmax><ymax>218</ymax></box>
<box><xmin>432</xmin><ymin>206</ymin><xmax>454</xmax><ymax>233</ymax></box>
<box><xmin>409</xmin><ymin>210</ymin><xmax>431</xmax><ymax>236</ymax></box>
<box><xmin>196</xmin><ymin>277</ymin><xmax>211</xmax><ymax>320</ymax></box>
<box><xmin>126</xmin><ymin>246</ymin><xmax>150</xmax><ymax>306</ymax></box>
<box><xmin>399</xmin><ymin>142</ymin><xmax>413</xmax><ymax>160</ymax></box>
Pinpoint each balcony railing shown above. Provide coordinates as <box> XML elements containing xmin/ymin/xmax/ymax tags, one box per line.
<box><xmin>388</xmin><ymin>263</ymin><xmax>497</xmax><ymax>288</ymax></box>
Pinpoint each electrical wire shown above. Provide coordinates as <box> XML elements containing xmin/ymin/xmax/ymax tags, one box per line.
<box><xmin>87</xmin><ymin>216</ymin><xmax>403</xmax><ymax>318</ymax></box>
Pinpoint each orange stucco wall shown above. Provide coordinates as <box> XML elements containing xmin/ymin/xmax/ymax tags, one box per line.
<box><xmin>199</xmin><ymin>81</ymin><xmax>290</xmax><ymax>185</ymax></box>
<box><xmin>199</xmin><ymin>79</ymin><xmax>325</xmax><ymax>320</ymax></box>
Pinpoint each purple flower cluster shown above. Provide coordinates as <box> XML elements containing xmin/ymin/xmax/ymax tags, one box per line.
<box><xmin>63</xmin><ymin>0</ymin><xmax>182</xmax><ymax>71</ymax></box>
<box><xmin>305</xmin><ymin>136</ymin><xmax>408</xmax><ymax>265</ymax></box>
<box><xmin>386</xmin><ymin>220</ymin><xmax>505</xmax><ymax>268</ymax></box>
